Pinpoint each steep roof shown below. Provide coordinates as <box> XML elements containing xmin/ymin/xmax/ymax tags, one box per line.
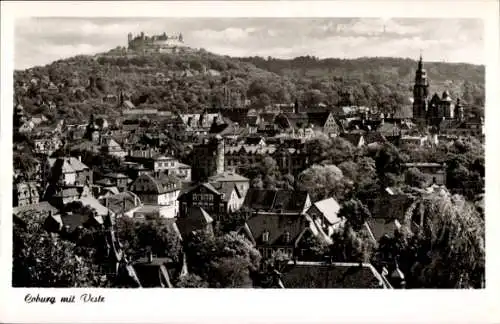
<box><xmin>243</xmin><ymin>189</ymin><xmax>310</xmax><ymax>214</ymax></box>
<box><xmin>100</xmin><ymin>191</ymin><xmax>141</xmax><ymax>214</ymax></box>
<box><xmin>209</xmin><ymin>181</ymin><xmax>240</xmax><ymax>202</ymax></box>
<box><xmin>310</xmin><ymin>197</ymin><xmax>341</xmax><ymax>225</ymax></box>
<box><xmin>279</xmin><ymin>261</ymin><xmax>390</xmax><ymax>288</ymax></box>
<box><xmin>365</xmin><ymin>218</ymin><xmax>402</xmax><ymax>242</ymax></box>
<box><xmin>340</xmin><ymin>133</ymin><xmax>364</xmax><ymax>147</ymax></box>
<box><xmin>47</xmin><ymin>157</ymin><xmax>89</xmax><ymax>173</ymax></box>
<box><xmin>306</xmin><ymin>112</ymin><xmax>331</xmax><ymax>127</ymax></box>
<box><xmin>244</xmin><ymin>212</ymin><xmax>310</xmax><ymax>246</ymax></box>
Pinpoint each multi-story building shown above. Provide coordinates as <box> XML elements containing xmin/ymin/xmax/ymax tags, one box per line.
<box><xmin>129</xmin><ymin>174</ymin><xmax>181</xmax><ymax>216</ymax></box>
<box><xmin>13</xmin><ymin>181</ymin><xmax>40</xmax><ymax>207</ymax></box>
<box><xmin>43</xmin><ymin>156</ymin><xmax>93</xmax><ymax>188</ymax></box>
<box><xmin>177</xmin><ymin>182</ymin><xmax>243</xmax><ymax>221</ymax></box>
<box><xmin>238</xmin><ymin>189</ymin><xmax>331</xmax><ymax>260</ymax></box>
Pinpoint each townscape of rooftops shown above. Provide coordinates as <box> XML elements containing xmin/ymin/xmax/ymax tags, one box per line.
<box><xmin>12</xmin><ymin>30</ymin><xmax>485</xmax><ymax>289</ymax></box>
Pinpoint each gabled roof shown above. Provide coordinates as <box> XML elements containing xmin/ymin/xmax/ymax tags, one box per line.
<box><xmin>187</xmin><ymin>206</ymin><xmax>213</xmax><ymax>224</ymax></box>
<box><xmin>47</xmin><ymin>157</ymin><xmax>89</xmax><ymax>173</ymax></box>
<box><xmin>100</xmin><ymin>191</ymin><xmax>141</xmax><ymax>214</ymax></box>
<box><xmin>340</xmin><ymin>133</ymin><xmax>364</xmax><ymax>147</ymax></box>
<box><xmin>365</xmin><ymin>218</ymin><xmax>402</xmax><ymax>242</ymax></box>
<box><xmin>279</xmin><ymin>261</ymin><xmax>390</xmax><ymax>288</ymax></box>
<box><xmin>244</xmin><ymin>212</ymin><xmax>310</xmax><ymax>246</ymax></box>
<box><xmin>209</xmin><ymin>181</ymin><xmax>240</xmax><ymax>202</ymax></box>
<box><xmin>123</xmin><ymin>100</ymin><xmax>135</xmax><ymax>109</ymax></box>
<box><xmin>306</xmin><ymin>112</ymin><xmax>331</xmax><ymax>127</ymax></box>
<box><xmin>309</xmin><ymin>197</ymin><xmax>341</xmax><ymax>225</ymax></box>
<box><xmin>243</xmin><ymin>189</ymin><xmax>310</xmax><ymax>214</ymax></box>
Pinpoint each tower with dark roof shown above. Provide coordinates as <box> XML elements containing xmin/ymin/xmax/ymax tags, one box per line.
<box><xmin>412</xmin><ymin>55</ymin><xmax>429</xmax><ymax>124</ymax></box>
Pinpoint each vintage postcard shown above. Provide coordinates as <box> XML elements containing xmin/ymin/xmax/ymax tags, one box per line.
<box><xmin>1</xmin><ymin>1</ymin><xmax>499</xmax><ymax>323</ymax></box>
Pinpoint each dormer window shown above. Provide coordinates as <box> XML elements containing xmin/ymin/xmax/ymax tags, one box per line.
<box><xmin>262</xmin><ymin>231</ymin><xmax>269</xmax><ymax>243</ymax></box>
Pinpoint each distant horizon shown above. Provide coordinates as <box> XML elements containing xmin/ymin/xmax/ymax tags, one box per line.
<box><xmin>15</xmin><ymin>18</ymin><xmax>484</xmax><ymax>70</ymax></box>
<box><xmin>14</xmin><ymin>51</ymin><xmax>485</xmax><ymax>72</ymax></box>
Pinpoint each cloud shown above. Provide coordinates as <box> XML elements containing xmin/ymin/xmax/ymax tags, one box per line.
<box><xmin>191</xmin><ymin>27</ymin><xmax>258</xmax><ymax>42</ymax></box>
<box><xmin>14</xmin><ymin>17</ymin><xmax>484</xmax><ymax>69</ymax></box>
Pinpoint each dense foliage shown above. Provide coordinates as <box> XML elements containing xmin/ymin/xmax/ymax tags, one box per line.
<box><xmin>13</xmin><ymin>220</ymin><xmax>110</xmax><ymax>287</ymax></box>
<box><xmin>184</xmin><ymin>231</ymin><xmax>261</xmax><ymax>288</ymax></box>
<box><xmin>14</xmin><ymin>50</ymin><xmax>484</xmax><ymax>124</ymax></box>
<box><xmin>116</xmin><ymin>217</ymin><xmax>183</xmax><ymax>262</ymax></box>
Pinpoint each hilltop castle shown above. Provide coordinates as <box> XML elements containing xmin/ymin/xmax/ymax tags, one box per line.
<box><xmin>127</xmin><ymin>31</ymin><xmax>189</xmax><ymax>54</ymax></box>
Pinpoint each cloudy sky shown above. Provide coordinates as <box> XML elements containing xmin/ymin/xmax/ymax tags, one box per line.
<box><xmin>15</xmin><ymin>17</ymin><xmax>484</xmax><ymax>70</ymax></box>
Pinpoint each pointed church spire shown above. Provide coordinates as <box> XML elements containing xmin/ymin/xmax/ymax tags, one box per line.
<box><xmin>418</xmin><ymin>51</ymin><xmax>423</xmax><ymax>70</ymax></box>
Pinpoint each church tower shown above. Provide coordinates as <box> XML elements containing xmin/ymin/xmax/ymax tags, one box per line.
<box><xmin>413</xmin><ymin>55</ymin><xmax>429</xmax><ymax>123</ymax></box>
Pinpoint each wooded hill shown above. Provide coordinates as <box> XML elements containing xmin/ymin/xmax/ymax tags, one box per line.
<box><xmin>14</xmin><ymin>47</ymin><xmax>485</xmax><ymax>124</ymax></box>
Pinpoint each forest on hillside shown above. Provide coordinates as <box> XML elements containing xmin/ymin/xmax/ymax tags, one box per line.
<box><xmin>14</xmin><ymin>49</ymin><xmax>485</xmax><ymax>124</ymax></box>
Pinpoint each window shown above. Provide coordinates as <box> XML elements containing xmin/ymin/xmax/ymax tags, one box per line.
<box><xmin>284</xmin><ymin>231</ymin><xmax>291</xmax><ymax>243</ymax></box>
<box><xmin>262</xmin><ymin>231</ymin><xmax>269</xmax><ymax>242</ymax></box>
<box><xmin>193</xmin><ymin>194</ymin><xmax>198</xmax><ymax>201</ymax></box>
<box><xmin>286</xmin><ymin>248</ymin><xmax>293</xmax><ymax>256</ymax></box>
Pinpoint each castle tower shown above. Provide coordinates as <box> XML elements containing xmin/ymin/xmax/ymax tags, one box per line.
<box><xmin>413</xmin><ymin>54</ymin><xmax>429</xmax><ymax>123</ymax></box>
<box><xmin>215</xmin><ymin>135</ymin><xmax>225</xmax><ymax>175</ymax></box>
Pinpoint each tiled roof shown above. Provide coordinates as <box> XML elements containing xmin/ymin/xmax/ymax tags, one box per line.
<box><xmin>365</xmin><ymin>218</ymin><xmax>402</xmax><ymax>242</ymax></box>
<box><xmin>369</xmin><ymin>194</ymin><xmax>415</xmax><ymax>220</ymax></box>
<box><xmin>310</xmin><ymin>198</ymin><xmax>341</xmax><ymax>225</ymax></box>
<box><xmin>209</xmin><ymin>181</ymin><xmax>239</xmax><ymax>202</ymax></box>
<box><xmin>279</xmin><ymin>261</ymin><xmax>390</xmax><ymax>288</ymax></box>
<box><xmin>60</xmin><ymin>212</ymin><xmax>104</xmax><ymax>232</ymax></box>
<box><xmin>48</xmin><ymin>157</ymin><xmax>89</xmax><ymax>173</ymax></box>
<box><xmin>243</xmin><ymin>189</ymin><xmax>310</xmax><ymax>214</ymax></box>
<box><xmin>306</xmin><ymin>112</ymin><xmax>331</xmax><ymax>127</ymax></box>
<box><xmin>76</xmin><ymin>196</ymin><xmax>110</xmax><ymax>216</ymax></box>
<box><xmin>13</xmin><ymin>201</ymin><xmax>58</xmax><ymax>217</ymax></box>
<box><xmin>133</xmin><ymin>262</ymin><xmax>172</xmax><ymax>288</ymax></box>
<box><xmin>100</xmin><ymin>191</ymin><xmax>141</xmax><ymax>214</ymax></box>
<box><xmin>245</xmin><ymin>212</ymin><xmax>310</xmax><ymax>246</ymax></box>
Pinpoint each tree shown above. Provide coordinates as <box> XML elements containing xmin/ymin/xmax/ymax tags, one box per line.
<box><xmin>184</xmin><ymin>232</ymin><xmax>261</xmax><ymax>288</ymax></box>
<box><xmin>116</xmin><ymin>218</ymin><xmax>182</xmax><ymax>263</ymax></box>
<box><xmin>338</xmin><ymin>198</ymin><xmax>372</xmax><ymax>231</ymax></box>
<box><xmin>175</xmin><ymin>274</ymin><xmax>209</xmax><ymax>288</ymax></box>
<box><xmin>384</xmin><ymin>193</ymin><xmax>485</xmax><ymax>288</ymax></box>
<box><xmin>329</xmin><ymin>225</ymin><xmax>375</xmax><ymax>263</ymax></box>
<box><xmin>13</xmin><ymin>220</ymin><xmax>110</xmax><ymax>288</ymax></box>
<box><xmin>305</xmin><ymin>135</ymin><xmax>332</xmax><ymax>165</ymax></box>
<box><xmin>296</xmin><ymin>164</ymin><xmax>352</xmax><ymax>202</ymax></box>
<box><xmin>404</xmin><ymin>167</ymin><xmax>431</xmax><ymax>189</ymax></box>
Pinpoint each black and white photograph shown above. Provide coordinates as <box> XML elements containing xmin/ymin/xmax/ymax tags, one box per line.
<box><xmin>10</xmin><ymin>15</ymin><xmax>489</xmax><ymax>288</ymax></box>
<box><xmin>1</xmin><ymin>0</ymin><xmax>500</xmax><ymax>323</ymax></box>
